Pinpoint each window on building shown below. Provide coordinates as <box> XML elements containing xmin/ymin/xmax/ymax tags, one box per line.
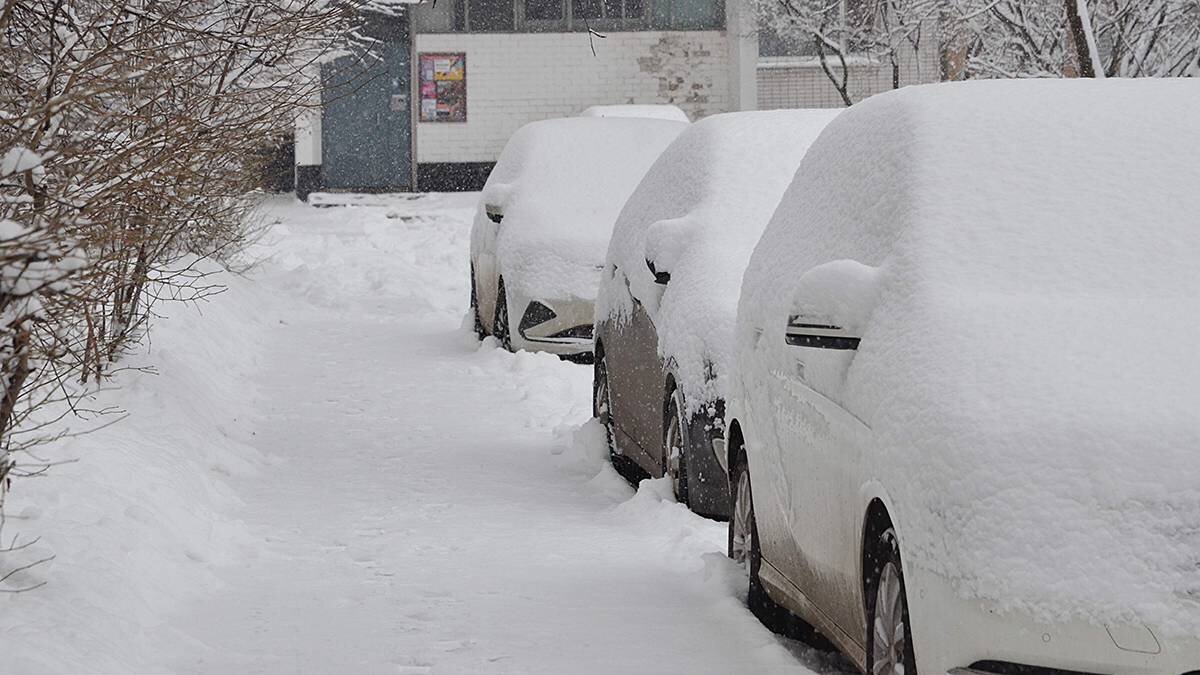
<box><xmin>573</xmin><ymin>0</ymin><xmax>602</xmax><ymax>20</ymax></box>
<box><xmin>572</xmin><ymin>0</ymin><xmax>645</xmax><ymax>28</ymax></box>
<box><xmin>525</xmin><ymin>0</ymin><xmax>565</xmax><ymax>21</ymax></box>
<box><xmin>438</xmin><ymin>0</ymin><xmax>712</xmax><ymax>31</ymax></box>
<box><xmin>654</xmin><ymin>0</ymin><xmax>722</xmax><ymax>30</ymax></box>
<box><xmin>466</xmin><ymin>0</ymin><xmax>515</xmax><ymax>31</ymax></box>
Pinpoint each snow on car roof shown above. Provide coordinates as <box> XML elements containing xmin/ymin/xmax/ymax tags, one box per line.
<box><xmin>597</xmin><ymin>109</ymin><xmax>840</xmax><ymax>413</ymax></box>
<box><xmin>478</xmin><ymin>116</ymin><xmax>687</xmax><ymax>301</ymax></box>
<box><xmin>736</xmin><ymin>78</ymin><xmax>1200</xmax><ymax>635</ymax></box>
<box><xmin>579</xmin><ymin>104</ymin><xmax>690</xmax><ymax>123</ymax></box>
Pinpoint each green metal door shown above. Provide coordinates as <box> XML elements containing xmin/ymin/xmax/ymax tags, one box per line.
<box><xmin>321</xmin><ymin>14</ymin><xmax>412</xmax><ymax>191</ymax></box>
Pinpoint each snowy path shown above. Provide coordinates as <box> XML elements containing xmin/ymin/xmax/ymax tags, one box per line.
<box><xmin>162</xmin><ymin>195</ymin><xmax>843</xmax><ymax>674</ymax></box>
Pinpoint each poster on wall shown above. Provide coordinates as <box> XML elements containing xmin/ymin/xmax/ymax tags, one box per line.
<box><xmin>418</xmin><ymin>53</ymin><xmax>466</xmax><ymax>123</ymax></box>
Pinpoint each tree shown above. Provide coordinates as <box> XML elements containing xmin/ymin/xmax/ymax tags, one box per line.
<box><xmin>758</xmin><ymin>0</ymin><xmax>1199</xmax><ymax>94</ymax></box>
<box><xmin>755</xmin><ymin>0</ymin><xmax>941</xmax><ymax>105</ymax></box>
<box><xmin>0</xmin><ymin>0</ymin><xmax>400</xmax><ymax>589</ymax></box>
<box><xmin>942</xmin><ymin>0</ymin><xmax>1199</xmax><ymax>79</ymax></box>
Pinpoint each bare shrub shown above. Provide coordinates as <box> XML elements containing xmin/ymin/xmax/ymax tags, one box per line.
<box><xmin>0</xmin><ymin>0</ymin><xmax>401</xmax><ymax>588</ymax></box>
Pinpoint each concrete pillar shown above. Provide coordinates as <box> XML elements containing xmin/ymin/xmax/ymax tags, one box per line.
<box><xmin>294</xmin><ymin>108</ymin><xmax>322</xmax><ymax>201</ymax></box>
<box><xmin>725</xmin><ymin>0</ymin><xmax>759</xmax><ymax>111</ymax></box>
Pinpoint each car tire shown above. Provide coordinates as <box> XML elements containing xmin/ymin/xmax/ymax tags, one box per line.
<box><xmin>594</xmin><ymin>352</ymin><xmax>639</xmax><ymax>482</ymax></box>
<box><xmin>494</xmin><ymin>278</ymin><xmax>513</xmax><ymax>352</ymax></box>
<box><xmin>729</xmin><ymin>451</ymin><xmax>831</xmax><ymax>648</ymax></box>
<box><xmin>469</xmin><ymin>265</ymin><xmax>486</xmax><ymax>340</ymax></box>
<box><xmin>663</xmin><ymin>386</ymin><xmax>690</xmax><ymax>507</ymax></box>
<box><xmin>866</xmin><ymin>527</ymin><xmax>918</xmax><ymax>675</ymax></box>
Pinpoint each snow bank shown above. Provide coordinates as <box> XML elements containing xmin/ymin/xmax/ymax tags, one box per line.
<box><xmin>579</xmin><ymin>104</ymin><xmax>691</xmax><ymax>123</ymax></box>
<box><xmin>734</xmin><ymin>79</ymin><xmax>1200</xmax><ymax>634</ymax></box>
<box><xmin>552</xmin><ymin>420</ymin><xmax>839</xmax><ymax>673</ymax></box>
<box><xmin>473</xmin><ymin>117</ymin><xmax>686</xmax><ymax>301</ymax></box>
<box><xmin>0</xmin><ymin>259</ymin><xmax>269</xmax><ymax>672</ymax></box>
<box><xmin>597</xmin><ymin>110</ymin><xmax>839</xmax><ymax>413</ymax></box>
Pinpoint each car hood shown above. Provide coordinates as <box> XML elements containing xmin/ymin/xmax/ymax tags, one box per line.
<box><xmin>851</xmin><ymin>289</ymin><xmax>1200</xmax><ymax>637</ymax></box>
<box><xmin>496</xmin><ymin>225</ymin><xmax>606</xmax><ymax>303</ymax></box>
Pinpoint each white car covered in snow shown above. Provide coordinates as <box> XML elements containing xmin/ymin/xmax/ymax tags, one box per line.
<box><xmin>579</xmin><ymin>104</ymin><xmax>690</xmax><ymax>123</ymax></box>
<box><xmin>592</xmin><ymin>109</ymin><xmax>839</xmax><ymax>518</ymax></box>
<box><xmin>470</xmin><ymin>116</ymin><xmax>687</xmax><ymax>359</ymax></box>
<box><xmin>724</xmin><ymin>80</ymin><xmax>1200</xmax><ymax>675</ymax></box>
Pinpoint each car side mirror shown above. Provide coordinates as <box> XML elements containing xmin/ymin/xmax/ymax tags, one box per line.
<box><xmin>646</xmin><ymin>258</ymin><xmax>670</xmax><ymax>285</ymax></box>
<box><xmin>784</xmin><ymin>259</ymin><xmax>880</xmax><ymax>351</ymax></box>
<box><xmin>485</xmin><ymin>204</ymin><xmax>503</xmax><ymax>224</ymax></box>
<box><xmin>785</xmin><ymin>318</ymin><xmax>860</xmax><ymax>350</ymax></box>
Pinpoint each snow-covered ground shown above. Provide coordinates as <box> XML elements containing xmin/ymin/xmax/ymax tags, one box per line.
<box><xmin>3</xmin><ymin>192</ymin><xmax>850</xmax><ymax>674</ymax></box>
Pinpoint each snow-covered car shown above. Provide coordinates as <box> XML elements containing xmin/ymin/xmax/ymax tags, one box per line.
<box><xmin>470</xmin><ymin>116</ymin><xmax>687</xmax><ymax>359</ymax></box>
<box><xmin>723</xmin><ymin>79</ymin><xmax>1200</xmax><ymax>675</ymax></box>
<box><xmin>592</xmin><ymin>109</ymin><xmax>839</xmax><ymax>518</ymax></box>
<box><xmin>579</xmin><ymin>104</ymin><xmax>690</xmax><ymax>123</ymax></box>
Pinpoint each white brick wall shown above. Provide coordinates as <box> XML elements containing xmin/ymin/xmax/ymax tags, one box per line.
<box><xmin>414</xmin><ymin>31</ymin><xmax>733</xmax><ymax>163</ymax></box>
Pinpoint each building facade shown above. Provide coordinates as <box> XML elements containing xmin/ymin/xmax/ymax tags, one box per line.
<box><xmin>294</xmin><ymin>0</ymin><xmax>939</xmax><ymax>196</ymax></box>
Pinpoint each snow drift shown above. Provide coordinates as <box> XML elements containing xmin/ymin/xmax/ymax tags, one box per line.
<box><xmin>0</xmin><ymin>258</ymin><xmax>268</xmax><ymax>672</ymax></box>
<box><xmin>734</xmin><ymin>79</ymin><xmax>1200</xmax><ymax>635</ymax></box>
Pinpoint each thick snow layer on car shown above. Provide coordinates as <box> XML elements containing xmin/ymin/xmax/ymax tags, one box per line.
<box><xmin>579</xmin><ymin>104</ymin><xmax>690</xmax><ymax>122</ymax></box>
<box><xmin>474</xmin><ymin>117</ymin><xmax>686</xmax><ymax>301</ymax></box>
<box><xmin>733</xmin><ymin>79</ymin><xmax>1200</xmax><ymax>635</ymax></box>
<box><xmin>597</xmin><ymin>110</ymin><xmax>839</xmax><ymax>413</ymax></box>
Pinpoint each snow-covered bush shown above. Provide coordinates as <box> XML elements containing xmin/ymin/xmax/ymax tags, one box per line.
<box><xmin>0</xmin><ymin>0</ymin><xmax>397</xmax><ymax>589</ymax></box>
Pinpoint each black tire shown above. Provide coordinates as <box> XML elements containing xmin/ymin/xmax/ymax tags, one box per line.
<box><xmin>469</xmin><ymin>265</ymin><xmax>486</xmax><ymax>340</ymax></box>
<box><xmin>594</xmin><ymin>352</ymin><xmax>639</xmax><ymax>482</ymax></box>
<box><xmin>729</xmin><ymin>452</ymin><xmax>832</xmax><ymax>648</ymax></box>
<box><xmin>866</xmin><ymin>528</ymin><xmax>918</xmax><ymax>675</ymax></box>
<box><xmin>663</xmin><ymin>387</ymin><xmax>690</xmax><ymax>507</ymax></box>
<box><xmin>494</xmin><ymin>278</ymin><xmax>513</xmax><ymax>352</ymax></box>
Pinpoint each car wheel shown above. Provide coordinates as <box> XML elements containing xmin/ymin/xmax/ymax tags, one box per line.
<box><xmin>469</xmin><ymin>265</ymin><xmax>486</xmax><ymax>340</ymax></box>
<box><xmin>663</xmin><ymin>386</ymin><xmax>690</xmax><ymax>506</ymax></box>
<box><xmin>729</xmin><ymin>451</ymin><xmax>831</xmax><ymax>647</ymax></box>
<box><xmin>728</xmin><ymin>453</ymin><xmax>787</xmax><ymax>631</ymax></box>
<box><xmin>866</xmin><ymin>528</ymin><xmax>918</xmax><ymax>675</ymax></box>
<box><xmin>494</xmin><ymin>278</ymin><xmax>513</xmax><ymax>352</ymax></box>
<box><xmin>594</xmin><ymin>353</ymin><xmax>638</xmax><ymax>481</ymax></box>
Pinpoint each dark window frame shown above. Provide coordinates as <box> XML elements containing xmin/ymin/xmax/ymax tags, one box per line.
<box><xmin>443</xmin><ymin>0</ymin><xmax>720</xmax><ymax>32</ymax></box>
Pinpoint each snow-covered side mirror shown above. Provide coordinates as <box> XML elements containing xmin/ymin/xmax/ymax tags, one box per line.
<box><xmin>481</xmin><ymin>182</ymin><xmax>513</xmax><ymax>225</ymax></box>
<box><xmin>785</xmin><ymin>259</ymin><xmax>881</xmax><ymax>351</ymax></box>
<box><xmin>643</xmin><ymin>217</ymin><xmax>690</xmax><ymax>287</ymax></box>
<box><xmin>646</xmin><ymin>257</ymin><xmax>670</xmax><ymax>285</ymax></box>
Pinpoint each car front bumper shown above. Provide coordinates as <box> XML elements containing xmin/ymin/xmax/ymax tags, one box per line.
<box><xmin>508</xmin><ymin>290</ymin><xmax>595</xmax><ymax>358</ymax></box>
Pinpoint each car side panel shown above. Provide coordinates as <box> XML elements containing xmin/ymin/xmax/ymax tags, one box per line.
<box><xmin>471</xmin><ymin>211</ymin><xmax>501</xmax><ymax>332</ymax></box>
<box><xmin>598</xmin><ymin>286</ymin><xmax>658</xmax><ymax>471</ymax></box>
<box><xmin>740</xmin><ymin>328</ymin><xmax>806</xmax><ymax>581</ymax></box>
<box><xmin>620</xmin><ymin>300</ymin><xmax>668</xmax><ymax>473</ymax></box>
<box><xmin>777</xmin><ymin>371</ymin><xmax>870</xmax><ymax>650</ymax></box>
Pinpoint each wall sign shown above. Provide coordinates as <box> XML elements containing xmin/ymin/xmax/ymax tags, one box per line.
<box><xmin>418</xmin><ymin>53</ymin><xmax>467</xmax><ymax>123</ymax></box>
